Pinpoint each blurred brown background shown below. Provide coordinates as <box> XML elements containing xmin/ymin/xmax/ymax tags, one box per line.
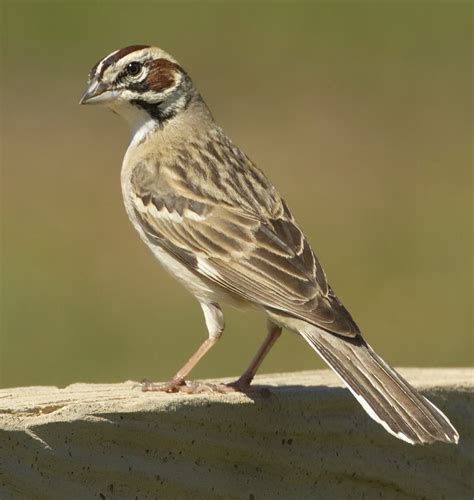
<box><xmin>1</xmin><ymin>1</ymin><xmax>472</xmax><ymax>388</ymax></box>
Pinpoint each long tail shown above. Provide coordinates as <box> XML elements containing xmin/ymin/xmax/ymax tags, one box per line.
<box><xmin>298</xmin><ymin>324</ymin><xmax>459</xmax><ymax>445</ymax></box>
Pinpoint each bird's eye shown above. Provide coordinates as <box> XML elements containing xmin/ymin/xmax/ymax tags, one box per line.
<box><xmin>126</xmin><ymin>62</ymin><xmax>142</xmax><ymax>76</ymax></box>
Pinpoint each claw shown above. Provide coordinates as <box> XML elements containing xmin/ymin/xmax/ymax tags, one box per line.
<box><xmin>141</xmin><ymin>377</ymin><xmax>186</xmax><ymax>393</ymax></box>
<box><xmin>139</xmin><ymin>377</ymin><xmax>271</xmax><ymax>396</ymax></box>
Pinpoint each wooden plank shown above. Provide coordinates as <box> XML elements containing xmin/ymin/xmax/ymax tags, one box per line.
<box><xmin>0</xmin><ymin>369</ymin><xmax>472</xmax><ymax>499</ymax></box>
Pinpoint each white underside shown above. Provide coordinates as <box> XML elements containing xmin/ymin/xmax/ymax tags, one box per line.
<box><xmin>147</xmin><ymin>244</ymin><xmax>216</xmax><ymax>301</ymax></box>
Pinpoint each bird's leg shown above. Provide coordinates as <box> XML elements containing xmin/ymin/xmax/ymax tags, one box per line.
<box><xmin>168</xmin><ymin>321</ymin><xmax>282</xmax><ymax>394</ymax></box>
<box><xmin>142</xmin><ymin>337</ymin><xmax>220</xmax><ymax>392</ymax></box>
<box><xmin>226</xmin><ymin>320</ymin><xmax>282</xmax><ymax>392</ymax></box>
<box><xmin>142</xmin><ymin>311</ymin><xmax>282</xmax><ymax>395</ymax></box>
<box><xmin>142</xmin><ymin>302</ymin><xmax>224</xmax><ymax>393</ymax></box>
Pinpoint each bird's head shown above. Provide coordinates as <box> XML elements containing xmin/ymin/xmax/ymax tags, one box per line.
<box><xmin>80</xmin><ymin>45</ymin><xmax>196</xmax><ymax>128</ymax></box>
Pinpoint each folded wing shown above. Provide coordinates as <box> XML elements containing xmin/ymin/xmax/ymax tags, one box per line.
<box><xmin>130</xmin><ymin>169</ymin><xmax>358</xmax><ymax>337</ymax></box>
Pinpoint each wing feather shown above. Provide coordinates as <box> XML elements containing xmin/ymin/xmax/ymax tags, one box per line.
<box><xmin>128</xmin><ymin>130</ymin><xmax>358</xmax><ymax>336</ymax></box>
<box><xmin>131</xmin><ymin>185</ymin><xmax>358</xmax><ymax>337</ymax></box>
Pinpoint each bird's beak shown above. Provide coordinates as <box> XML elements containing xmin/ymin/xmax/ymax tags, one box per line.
<box><xmin>79</xmin><ymin>79</ymin><xmax>117</xmax><ymax>105</ymax></box>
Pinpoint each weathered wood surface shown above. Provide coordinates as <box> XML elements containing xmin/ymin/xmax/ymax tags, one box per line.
<box><xmin>0</xmin><ymin>368</ymin><xmax>472</xmax><ymax>499</ymax></box>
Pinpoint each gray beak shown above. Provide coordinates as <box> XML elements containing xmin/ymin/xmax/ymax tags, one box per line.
<box><xmin>79</xmin><ymin>79</ymin><xmax>113</xmax><ymax>105</ymax></box>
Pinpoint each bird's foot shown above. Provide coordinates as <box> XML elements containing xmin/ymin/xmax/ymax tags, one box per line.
<box><xmin>221</xmin><ymin>376</ymin><xmax>272</xmax><ymax>397</ymax></box>
<box><xmin>139</xmin><ymin>378</ymin><xmax>229</xmax><ymax>394</ymax></box>
<box><xmin>178</xmin><ymin>375</ymin><xmax>253</xmax><ymax>394</ymax></box>
<box><xmin>140</xmin><ymin>376</ymin><xmax>270</xmax><ymax>396</ymax></box>
<box><xmin>189</xmin><ymin>376</ymin><xmax>271</xmax><ymax>396</ymax></box>
<box><xmin>140</xmin><ymin>377</ymin><xmax>187</xmax><ymax>393</ymax></box>
<box><xmin>222</xmin><ymin>375</ymin><xmax>252</xmax><ymax>393</ymax></box>
<box><xmin>140</xmin><ymin>376</ymin><xmax>271</xmax><ymax>397</ymax></box>
<box><xmin>140</xmin><ymin>379</ymin><xmax>239</xmax><ymax>394</ymax></box>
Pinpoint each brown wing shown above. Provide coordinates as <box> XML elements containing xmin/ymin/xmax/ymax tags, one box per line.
<box><xmin>130</xmin><ymin>166</ymin><xmax>359</xmax><ymax>337</ymax></box>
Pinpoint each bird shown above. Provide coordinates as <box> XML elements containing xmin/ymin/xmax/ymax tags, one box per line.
<box><xmin>80</xmin><ymin>44</ymin><xmax>459</xmax><ymax>445</ymax></box>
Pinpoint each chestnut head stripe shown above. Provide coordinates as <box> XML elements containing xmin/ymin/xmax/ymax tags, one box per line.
<box><xmin>146</xmin><ymin>58</ymin><xmax>184</xmax><ymax>93</ymax></box>
<box><xmin>90</xmin><ymin>44</ymin><xmax>150</xmax><ymax>80</ymax></box>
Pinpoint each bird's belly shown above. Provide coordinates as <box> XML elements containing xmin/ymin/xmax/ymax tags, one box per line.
<box><xmin>148</xmin><ymin>243</ymin><xmax>216</xmax><ymax>301</ymax></box>
<box><xmin>146</xmin><ymin>243</ymin><xmax>248</xmax><ymax>311</ymax></box>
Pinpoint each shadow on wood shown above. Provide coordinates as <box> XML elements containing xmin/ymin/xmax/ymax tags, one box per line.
<box><xmin>0</xmin><ymin>369</ymin><xmax>473</xmax><ymax>499</ymax></box>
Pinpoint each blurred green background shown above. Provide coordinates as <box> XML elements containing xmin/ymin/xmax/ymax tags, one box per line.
<box><xmin>1</xmin><ymin>1</ymin><xmax>472</xmax><ymax>389</ymax></box>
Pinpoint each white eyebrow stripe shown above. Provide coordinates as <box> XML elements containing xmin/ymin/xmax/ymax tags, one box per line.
<box><xmin>95</xmin><ymin>49</ymin><xmax>120</xmax><ymax>78</ymax></box>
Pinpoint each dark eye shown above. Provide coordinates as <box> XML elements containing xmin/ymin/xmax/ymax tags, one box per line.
<box><xmin>126</xmin><ymin>61</ymin><xmax>142</xmax><ymax>76</ymax></box>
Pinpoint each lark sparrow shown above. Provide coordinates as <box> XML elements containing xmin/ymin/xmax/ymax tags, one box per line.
<box><xmin>80</xmin><ymin>45</ymin><xmax>459</xmax><ymax>445</ymax></box>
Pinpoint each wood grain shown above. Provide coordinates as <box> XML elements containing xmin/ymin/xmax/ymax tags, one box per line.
<box><xmin>0</xmin><ymin>369</ymin><xmax>472</xmax><ymax>499</ymax></box>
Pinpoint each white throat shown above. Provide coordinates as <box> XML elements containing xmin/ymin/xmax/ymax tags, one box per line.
<box><xmin>129</xmin><ymin>118</ymin><xmax>159</xmax><ymax>148</ymax></box>
<box><xmin>108</xmin><ymin>100</ymin><xmax>159</xmax><ymax>148</ymax></box>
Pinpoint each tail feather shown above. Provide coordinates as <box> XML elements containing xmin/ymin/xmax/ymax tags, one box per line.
<box><xmin>298</xmin><ymin>324</ymin><xmax>459</xmax><ymax>445</ymax></box>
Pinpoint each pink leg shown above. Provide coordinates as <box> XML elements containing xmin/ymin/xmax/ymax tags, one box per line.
<box><xmin>142</xmin><ymin>337</ymin><xmax>219</xmax><ymax>392</ymax></box>
<box><xmin>228</xmin><ymin>321</ymin><xmax>282</xmax><ymax>391</ymax></box>
<box><xmin>142</xmin><ymin>321</ymin><xmax>282</xmax><ymax>394</ymax></box>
